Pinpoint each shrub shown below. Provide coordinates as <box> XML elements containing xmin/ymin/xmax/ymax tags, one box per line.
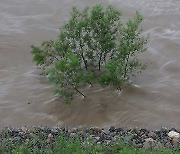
<box><xmin>31</xmin><ymin>4</ymin><xmax>148</xmax><ymax>102</ymax></box>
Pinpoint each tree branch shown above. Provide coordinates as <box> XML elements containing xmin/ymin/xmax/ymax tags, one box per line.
<box><xmin>74</xmin><ymin>86</ymin><xmax>86</xmax><ymax>98</ymax></box>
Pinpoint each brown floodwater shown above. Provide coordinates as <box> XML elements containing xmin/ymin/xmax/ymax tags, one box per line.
<box><xmin>0</xmin><ymin>0</ymin><xmax>180</xmax><ymax>128</ymax></box>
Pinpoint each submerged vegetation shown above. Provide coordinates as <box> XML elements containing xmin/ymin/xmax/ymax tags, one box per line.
<box><xmin>31</xmin><ymin>4</ymin><xmax>149</xmax><ymax>102</ymax></box>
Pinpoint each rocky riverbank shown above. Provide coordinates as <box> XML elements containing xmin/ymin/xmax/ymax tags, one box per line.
<box><xmin>0</xmin><ymin>126</ymin><xmax>179</xmax><ymax>151</ymax></box>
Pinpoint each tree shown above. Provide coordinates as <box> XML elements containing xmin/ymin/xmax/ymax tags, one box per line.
<box><xmin>31</xmin><ymin>4</ymin><xmax>149</xmax><ymax>102</ymax></box>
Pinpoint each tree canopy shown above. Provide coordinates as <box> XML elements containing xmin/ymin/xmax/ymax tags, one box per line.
<box><xmin>31</xmin><ymin>4</ymin><xmax>149</xmax><ymax>102</ymax></box>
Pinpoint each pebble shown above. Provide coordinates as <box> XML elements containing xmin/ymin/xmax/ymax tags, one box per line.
<box><xmin>109</xmin><ymin>126</ymin><xmax>115</xmax><ymax>132</ymax></box>
<box><xmin>47</xmin><ymin>133</ymin><xmax>54</xmax><ymax>144</ymax></box>
<box><xmin>51</xmin><ymin>128</ymin><xmax>58</xmax><ymax>134</ymax></box>
<box><xmin>110</xmin><ymin>132</ymin><xmax>116</xmax><ymax>137</ymax></box>
<box><xmin>0</xmin><ymin>126</ymin><xmax>179</xmax><ymax>150</ymax></box>
<box><xmin>148</xmin><ymin>131</ymin><xmax>157</xmax><ymax>140</ymax></box>
<box><xmin>70</xmin><ymin>133</ymin><xmax>76</xmax><ymax>138</ymax></box>
<box><xmin>105</xmin><ymin>140</ymin><xmax>111</xmax><ymax>145</ymax></box>
<box><xmin>103</xmin><ymin>128</ymin><xmax>110</xmax><ymax>135</ymax></box>
<box><xmin>90</xmin><ymin>127</ymin><xmax>102</xmax><ymax>133</ymax></box>
<box><xmin>143</xmin><ymin>138</ymin><xmax>156</xmax><ymax>149</ymax></box>
<box><xmin>25</xmin><ymin>138</ymin><xmax>30</xmax><ymax>144</ymax></box>
<box><xmin>94</xmin><ymin>136</ymin><xmax>100</xmax><ymax>141</ymax></box>
<box><xmin>48</xmin><ymin>133</ymin><xmax>53</xmax><ymax>138</ymax></box>
<box><xmin>21</xmin><ymin>127</ymin><xmax>27</xmax><ymax>132</ymax></box>
<box><xmin>137</xmin><ymin>143</ymin><xmax>143</xmax><ymax>148</ymax></box>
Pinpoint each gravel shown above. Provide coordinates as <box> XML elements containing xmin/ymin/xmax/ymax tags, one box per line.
<box><xmin>0</xmin><ymin>126</ymin><xmax>179</xmax><ymax>150</ymax></box>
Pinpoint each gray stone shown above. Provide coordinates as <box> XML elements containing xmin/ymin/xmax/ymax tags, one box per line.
<box><xmin>48</xmin><ymin>133</ymin><xmax>53</xmax><ymax>138</ymax></box>
<box><xmin>110</xmin><ymin>132</ymin><xmax>116</xmax><ymax>137</ymax></box>
<box><xmin>14</xmin><ymin>136</ymin><xmax>21</xmax><ymax>141</ymax></box>
<box><xmin>70</xmin><ymin>133</ymin><xmax>76</xmax><ymax>138</ymax></box>
<box><xmin>89</xmin><ymin>135</ymin><xmax>95</xmax><ymax>139</ymax></box>
<box><xmin>172</xmin><ymin>138</ymin><xmax>179</xmax><ymax>147</ymax></box>
<box><xmin>69</xmin><ymin>127</ymin><xmax>78</xmax><ymax>133</ymax></box>
<box><xmin>168</xmin><ymin>131</ymin><xmax>179</xmax><ymax>139</ymax></box>
<box><xmin>25</xmin><ymin>138</ymin><xmax>30</xmax><ymax>144</ymax></box>
<box><xmin>154</xmin><ymin>142</ymin><xmax>164</xmax><ymax>149</ymax></box>
<box><xmin>21</xmin><ymin>127</ymin><xmax>27</xmax><ymax>132</ymax></box>
<box><xmin>94</xmin><ymin>136</ymin><xmax>100</xmax><ymax>141</ymax></box>
<box><xmin>105</xmin><ymin>140</ymin><xmax>111</xmax><ymax>145</ymax></box>
<box><xmin>165</xmin><ymin>142</ymin><xmax>173</xmax><ymax>148</ymax></box>
<box><xmin>136</xmin><ymin>143</ymin><xmax>143</xmax><ymax>148</ymax></box>
<box><xmin>90</xmin><ymin>127</ymin><xmax>102</xmax><ymax>134</ymax></box>
<box><xmin>148</xmin><ymin>132</ymin><xmax>157</xmax><ymax>140</ymax></box>
<box><xmin>123</xmin><ymin>134</ymin><xmax>133</xmax><ymax>143</ymax></box>
<box><xmin>143</xmin><ymin>138</ymin><xmax>156</xmax><ymax>149</ymax></box>
<box><xmin>141</xmin><ymin>134</ymin><xmax>147</xmax><ymax>139</ymax></box>
<box><xmin>51</xmin><ymin>128</ymin><xmax>58</xmax><ymax>134</ymax></box>
<box><xmin>109</xmin><ymin>126</ymin><xmax>115</xmax><ymax>132</ymax></box>
<box><xmin>103</xmin><ymin>129</ymin><xmax>110</xmax><ymax>135</ymax></box>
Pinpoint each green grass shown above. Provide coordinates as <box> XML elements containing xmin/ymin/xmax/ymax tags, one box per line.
<box><xmin>0</xmin><ymin>132</ymin><xmax>178</xmax><ymax>154</ymax></box>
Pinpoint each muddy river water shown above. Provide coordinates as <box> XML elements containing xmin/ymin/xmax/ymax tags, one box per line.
<box><xmin>0</xmin><ymin>0</ymin><xmax>180</xmax><ymax>128</ymax></box>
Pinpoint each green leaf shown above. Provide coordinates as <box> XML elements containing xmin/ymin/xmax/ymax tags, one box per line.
<box><xmin>31</xmin><ymin>4</ymin><xmax>149</xmax><ymax>102</ymax></box>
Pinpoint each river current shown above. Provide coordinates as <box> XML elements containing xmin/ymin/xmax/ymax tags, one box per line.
<box><xmin>0</xmin><ymin>0</ymin><xmax>180</xmax><ymax>128</ymax></box>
